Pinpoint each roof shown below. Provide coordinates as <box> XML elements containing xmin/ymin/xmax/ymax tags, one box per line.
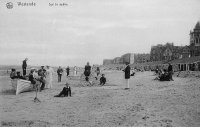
<box><xmin>195</xmin><ymin>21</ymin><xmax>200</xmax><ymax>29</ymax></box>
<box><xmin>131</xmin><ymin>56</ymin><xmax>200</xmax><ymax>67</ymax></box>
<box><xmin>169</xmin><ymin>56</ymin><xmax>200</xmax><ymax>64</ymax></box>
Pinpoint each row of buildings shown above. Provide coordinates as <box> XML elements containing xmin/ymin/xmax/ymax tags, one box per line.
<box><xmin>150</xmin><ymin>21</ymin><xmax>200</xmax><ymax>61</ymax></box>
<box><xmin>103</xmin><ymin>53</ymin><xmax>150</xmax><ymax>65</ymax></box>
<box><xmin>103</xmin><ymin>21</ymin><xmax>200</xmax><ymax>65</ymax></box>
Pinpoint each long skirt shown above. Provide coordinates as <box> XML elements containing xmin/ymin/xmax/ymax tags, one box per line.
<box><xmin>46</xmin><ymin>75</ymin><xmax>53</xmax><ymax>88</ymax></box>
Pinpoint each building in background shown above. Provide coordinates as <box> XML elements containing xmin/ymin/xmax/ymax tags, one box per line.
<box><xmin>150</xmin><ymin>43</ymin><xmax>190</xmax><ymax>62</ymax></box>
<box><xmin>113</xmin><ymin>57</ymin><xmax>121</xmax><ymax>64</ymax></box>
<box><xmin>103</xmin><ymin>21</ymin><xmax>200</xmax><ymax>65</ymax></box>
<box><xmin>120</xmin><ymin>53</ymin><xmax>134</xmax><ymax>64</ymax></box>
<box><xmin>103</xmin><ymin>59</ymin><xmax>113</xmax><ymax>65</ymax></box>
<box><xmin>134</xmin><ymin>53</ymin><xmax>150</xmax><ymax>63</ymax></box>
<box><xmin>150</xmin><ymin>43</ymin><xmax>173</xmax><ymax>61</ymax></box>
<box><xmin>103</xmin><ymin>53</ymin><xmax>134</xmax><ymax>65</ymax></box>
<box><xmin>190</xmin><ymin>21</ymin><xmax>200</xmax><ymax>57</ymax></box>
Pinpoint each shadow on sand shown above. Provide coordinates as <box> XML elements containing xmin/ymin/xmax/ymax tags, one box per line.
<box><xmin>0</xmin><ymin>89</ymin><xmax>16</xmax><ymax>95</ymax></box>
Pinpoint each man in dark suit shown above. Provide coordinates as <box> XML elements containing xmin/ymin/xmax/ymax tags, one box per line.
<box><xmin>66</xmin><ymin>66</ymin><xmax>70</xmax><ymax>77</ymax></box>
<box><xmin>84</xmin><ymin>62</ymin><xmax>91</xmax><ymax>81</ymax></box>
<box><xmin>57</xmin><ymin>66</ymin><xmax>63</xmax><ymax>82</ymax></box>
<box><xmin>54</xmin><ymin>83</ymin><xmax>71</xmax><ymax>97</ymax></box>
<box><xmin>168</xmin><ymin>63</ymin><xmax>173</xmax><ymax>81</ymax></box>
<box><xmin>22</xmin><ymin>58</ymin><xmax>28</xmax><ymax>76</ymax></box>
<box><xmin>123</xmin><ymin>62</ymin><xmax>130</xmax><ymax>89</ymax></box>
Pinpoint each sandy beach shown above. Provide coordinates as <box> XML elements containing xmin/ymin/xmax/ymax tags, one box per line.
<box><xmin>0</xmin><ymin>71</ymin><xmax>200</xmax><ymax>127</ymax></box>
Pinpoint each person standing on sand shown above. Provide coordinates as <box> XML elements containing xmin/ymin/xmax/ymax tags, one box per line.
<box><xmin>96</xmin><ymin>67</ymin><xmax>100</xmax><ymax>76</ymax></box>
<box><xmin>123</xmin><ymin>62</ymin><xmax>131</xmax><ymax>89</ymax></box>
<box><xmin>74</xmin><ymin>66</ymin><xmax>77</xmax><ymax>76</ymax></box>
<box><xmin>46</xmin><ymin>66</ymin><xmax>54</xmax><ymax>88</ymax></box>
<box><xmin>38</xmin><ymin>66</ymin><xmax>46</xmax><ymax>91</ymax></box>
<box><xmin>22</xmin><ymin>58</ymin><xmax>28</xmax><ymax>76</ymax></box>
<box><xmin>168</xmin><ymin>63</ymin><xmax>173</xmax><ymax>81</ymax></box>
<box><xmin>66</xmin><ymin>66</ymin><xmax>70</xmax><ymax>77</ymax></box>
<box><xmin>84</xmin><ymin>62</ymin><xmax>91</xmax><ymax>81</ymax></box>
<box><xmin>57</xmin><ymin>66</ymin><xmax>63</xmax><ymax>82</ymax></box>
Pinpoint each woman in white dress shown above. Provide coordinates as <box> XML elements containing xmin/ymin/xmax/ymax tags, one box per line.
<box><xmin>45</xmin><ymin>66</ymin><xmax>54</xmax><ymax>88</ymax></box>
<box><xmin>74</xmin><ymin>66</ymin><xmax>77</xmax><ymax>76</ymax></box>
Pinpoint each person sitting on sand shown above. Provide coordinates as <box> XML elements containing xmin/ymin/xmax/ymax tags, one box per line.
<box><xmin>130</xmin><ymin>71</ymin><xmax>135</xmax><ymax>76</ymax></box>
<box><xmin>159</xmin><ymin>69</ymin><xmax>170</xmax><ymax>81</ymax></box>
<box><xmin>10</xmin><ymin>69</ymin><xmax>16</xmax><ymax>79</ymax></box>
<box><xmin>54</xmin><ymin>83</ymin><xmax>71</xmax><ymax>97</ymax></box>
<box><xmin>99</xmin><ymin>74</ymin><xmax>106</xmax><ymax>85</ymax></box>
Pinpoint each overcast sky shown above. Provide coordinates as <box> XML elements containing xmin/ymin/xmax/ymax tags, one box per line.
<box><xmin>0</xmin><ymin>0</ymin><xmax>200</xmax><ymax>67</ymax></box>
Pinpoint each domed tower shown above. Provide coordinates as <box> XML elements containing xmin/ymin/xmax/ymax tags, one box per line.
<box><xmin>190</xmin><ymin>21</ymin><xmax>200</xmax><ymax>46</ymax></box>
<box><xmin>190</xmin><ymin>21</ymin><xmax>200</xmax><ymax>57</ymax></box>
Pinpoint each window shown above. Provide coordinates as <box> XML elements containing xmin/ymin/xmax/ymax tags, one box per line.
<box><xmin>196</xmin><ymin>38</ymin><xmax>198</xmax><ymax>45</ymax></box>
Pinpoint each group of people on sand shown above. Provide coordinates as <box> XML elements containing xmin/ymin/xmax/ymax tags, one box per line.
<box><xmin>155</xmin><ymin>63</ymin><xmax>174</xmax><ymax>81</ymax></box>
<box><xmin>10</xmin><ymin>58</ymin><xmax>109</xmax><ymax>97</ymax></box>
<box><xmin>56</xmin><ymin>62</ymin><xmax>107</xmax><ymax>86</ymax></box>
<box><xmin>10</xmin><ymin>69</ymin><xmax>25</xmax><ymax>80</ymax></box>
<box><xmin>10</xmin><ymin>58</ymin><xmax>54</xmax><ymax>92</ymax></box>
<box><xmin>56</xmin><ymin>66</ymin><xmax>79</xmax><ymax>82</ymax></box>
<box><xmin>29</xmin><ymin>65</ymin><xmax>54</xmax><ymax>91</ymax></box>
<box><xmin>55</xmin><ymin>62</ymin><xmax>106</xmax><ymax>97</ymax></box>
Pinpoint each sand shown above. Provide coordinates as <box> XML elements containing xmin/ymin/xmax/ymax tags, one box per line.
<box><xmin>0</xmin><ymin>71</ymin><xmax>200</xmax><ymax>127</ymax></box>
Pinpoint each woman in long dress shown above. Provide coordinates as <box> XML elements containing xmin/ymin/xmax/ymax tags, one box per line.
<box><xmin>74</xmin><ymin>66</ymin><xmax>77</xmax><ymax>76</ymax></box>
<box><xmin>45</xmin><ymin>66</ymin><xmax>54</xmax><ymax>88</ymax></box>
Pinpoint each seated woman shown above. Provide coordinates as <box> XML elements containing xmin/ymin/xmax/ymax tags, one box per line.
<box><xmin>54</xmin><ymin>83</ymin><xmax>71</xmax><ymax>97</ymax></box>
<box><xmin>130</xmin><ymin>71</ymin><xmax>135</xmax><ymax>76</ymax></box>
<box><xmin>29</xmin><ymin>69</ymin><xmax>36</xmax><ymax>84</ymax></box>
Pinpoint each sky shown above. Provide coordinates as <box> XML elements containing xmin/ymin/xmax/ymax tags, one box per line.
<box><xmin>0</xmin><ymin>0</ymin><xmax>200</xmax><ymax>67</ymax></box>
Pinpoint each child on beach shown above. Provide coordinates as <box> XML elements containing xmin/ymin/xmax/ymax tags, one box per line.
<box><xmin>100</xmin><ymin>74</ymin><xmax>106</xmax><ymax>85</ymax></box>
<box><xmin>54</xmin><ymin>83</ymin><xmax>71</xmax><ymax>97</ymax></box>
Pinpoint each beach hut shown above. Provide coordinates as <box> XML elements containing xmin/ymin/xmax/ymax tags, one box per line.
<box><xmin>169</xmin><ymin>56</ymin><xmax>200</xmax><ymax>71</ymax></box>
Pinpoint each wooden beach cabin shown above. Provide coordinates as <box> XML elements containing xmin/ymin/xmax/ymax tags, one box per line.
<box><xmin>169</xmin><ymin>56</ymin><xmax>200</xmax><ymax>71</ymax></box>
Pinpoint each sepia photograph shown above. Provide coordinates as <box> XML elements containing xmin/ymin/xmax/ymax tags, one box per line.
<box><xmin>0</xmin><ymin>0</ymin><xmax>200</xmax><ymax>126</ymax></box>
